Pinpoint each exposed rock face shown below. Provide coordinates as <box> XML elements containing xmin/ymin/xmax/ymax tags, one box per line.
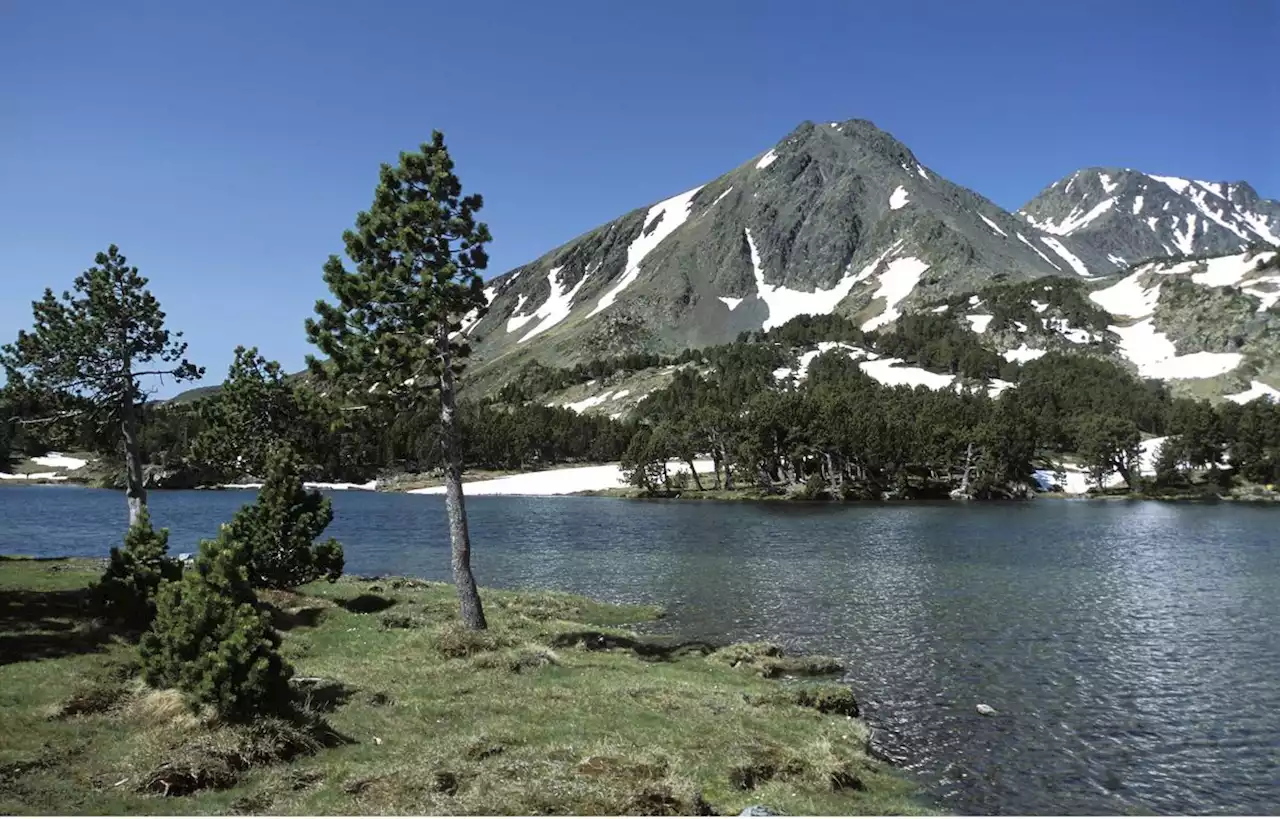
<box><xmin>466</xmin><ymin>119</ymin><xmax>1072</xmax><ymax>379</ymax></box>
<box><xmin>1086</xmin><ymin>249</ymin><xmax>1280</xmax><ymax>388</ymax></box>
<box><xmin>1020</xmin><ymin>169</ymin><xmax>1280</xmax><ymax>273</ymax></box>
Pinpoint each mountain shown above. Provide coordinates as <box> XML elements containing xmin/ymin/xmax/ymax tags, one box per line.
<box><xmin>172</xmin><ymin>119</ymin><xmax>1280</xmax><ymax>407</ymax></box>
<box><xmin>464</xmin><ymin>119</ymin><xmax>1099</xmax><ymax>388</ymax></box>
<box><xmin>533</xmin><ymin>249</ymin><xmax>1280</xmax><ymax>423</ymax></box>
<box><xmin>1019</xmin><ymin>169</ymin><xmax>1280</xmax><ymax>273</ymax></box>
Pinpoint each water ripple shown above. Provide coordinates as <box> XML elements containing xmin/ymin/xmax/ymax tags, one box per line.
<box><xmin>3</xmin><ymin>488</ymin><xmax>1278</xmax><ymax>814</ymax></box>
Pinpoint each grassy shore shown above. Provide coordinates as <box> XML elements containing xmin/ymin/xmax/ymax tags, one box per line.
<box><xmin>0</xmin><ymin>556</ymin><xmax>927</xmax><ymax>816</ymax></box>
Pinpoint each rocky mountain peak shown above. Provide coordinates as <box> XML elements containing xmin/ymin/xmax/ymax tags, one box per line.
<box><xmin>1020</xmin><ymin>168</ymin><xmax>1280</xmax><ymax>273</ymax></box>
<box><xmin>455</xmin><ymin>120</ymin><xmax>1277</xmax><ymax>398</ymax></box>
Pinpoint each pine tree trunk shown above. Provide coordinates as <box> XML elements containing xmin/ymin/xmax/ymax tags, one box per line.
<box><xmin>120</xmin><ymin>390</ymin><xmax>146</xmax><ymax>527</ymax></box>
<box><xmin>686</xmin><ymin>458</ymin><xmax>705</xmax><ymax>490</ymax></box>
<box><xmin>437</xmin><ymin>326</ymin><xmax>487</xmax><ymax>631</ymax></box>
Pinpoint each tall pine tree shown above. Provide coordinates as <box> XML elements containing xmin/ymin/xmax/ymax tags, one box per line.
<box><xmin>306</xmin><ymin>132</ymin><xmax>490</xmax><ymax>629</ymax></box>
<box><xmin>1</xmin><ymin>246</ymin><xmax>202</xmax><ymax>526</ymax></box>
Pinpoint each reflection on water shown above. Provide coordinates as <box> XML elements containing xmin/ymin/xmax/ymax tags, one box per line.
<box><xmin>2</xmin><ymin>486</ymin><xmax>1278</xmax><ymax>815</ymax></box>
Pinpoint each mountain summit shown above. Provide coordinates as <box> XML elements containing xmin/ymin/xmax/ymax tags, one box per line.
<box><xmin>465</xmin><ymin>119</ymin><xmax>1097</xmax><ymax>379</ymax></box>
<box><xmin>455</xmin><ymin>120</ymin><xmax>1278</xmax><ymax>392</ymax></box>
<box><xmin>1019</xmin><ymin>168</ymin><xmax>1280</xmax><ymax>271</ymax></box>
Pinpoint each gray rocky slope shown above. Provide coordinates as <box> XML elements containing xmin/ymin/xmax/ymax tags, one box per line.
<box><xmin>450</xmin><ymin>120</ymin><xmax>1278</xmax><ymax>389</ymax></box>
<box><xmin>1019</xmin><ymin>169</ymin><xmax>1280</xmax><ymax>272</ymax></box>
<box><xmin>464</xmin><ymin>119</ymin><xmax>1092</xmax><ymax>382</ymax></box>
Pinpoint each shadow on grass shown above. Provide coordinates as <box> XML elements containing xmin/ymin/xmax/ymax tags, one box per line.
<box><xmin>0</xmin><ymin>586</ymin><xmax>117</xmax><ymax>666</ymax></box>
<box><xmin>336</xmin><ymin>594</ymin><xmax>396</xmax><ymax>614</ymax></box>
<box><xmin>265</xmin><ymin>605</ymin><xmax>328</xmax><ymax>631</ymax></box>
<box><xmin>548</xmin><ymin>630</ymin><xmax>718</xmax><ymax>662</ymax></box>
<box><xmin>291</xmin><ymin>677</ymin><xmax>358</xmax><ymax>714</ymax></box>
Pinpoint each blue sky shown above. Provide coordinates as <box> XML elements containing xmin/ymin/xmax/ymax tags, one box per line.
<box><xmin>2</xmin><ymin>0</ymin><xmax>1275</xmax><ymax>395</ymax></box>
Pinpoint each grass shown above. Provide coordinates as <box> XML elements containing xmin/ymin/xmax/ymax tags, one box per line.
<box><xmin>0</xmin><ymin>557</ymin><xmax>929</xmax><ymax>815</ymax></box>
<box><xmin>383</xmin><ymin>463</ymin><xmax>616</xmax><ymax>493</ymax></box>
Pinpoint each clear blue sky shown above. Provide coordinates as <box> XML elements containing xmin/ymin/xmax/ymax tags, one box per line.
<box><xmin>2</xmin><ymin>0</ymin><xmax>1276</xmax><ymax>396</ymax></box>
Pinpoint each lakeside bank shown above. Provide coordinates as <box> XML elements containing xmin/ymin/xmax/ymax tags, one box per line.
<box><xmin>0</xmin><ymin>556</ymin><xmax>927</xmax><ymax>816</ymax></box>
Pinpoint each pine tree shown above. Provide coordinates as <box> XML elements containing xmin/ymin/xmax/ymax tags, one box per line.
<box><xmin>192</xmin><ymin>346</ymin><xmax>303</xmax><ymax>480</ymax></box>
<box><xmin>225</xmin><ymin>445</ymin><xmax>344</xmax><ymax>590</ymax></box>
<box><xmin>140</xmin><ymin>530</ymin><xmax>292</xmax><ymax>721</ymax></box>
<box><xmin>1075</xmin><ymin>414</ymin><xmax>1142</xmax><ymax>490</ymax></box>
<box><xmin>306</xmin><ymin>132</ymin><xmax>490</xmax><ymax>629</ymax></box>
<box><xmin>95</xmin><ymin>508</ymin><xmax>183</xmax><ymax>628</ymax></box>
<box><xmin>0</xmin><ymin>246</ymin><xmax>202</xmax><ymax>526</ymax></box>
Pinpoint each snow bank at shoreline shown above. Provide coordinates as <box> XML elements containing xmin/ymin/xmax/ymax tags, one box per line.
<box><xmin>1033</xmin><ymin>437</ymin><xmax>1169</xmax><ymax>495</ymax></box>
<box><xmin>31</xmin><ymin>453</ymin><xmax>88</xmax><ymax>470</ymax></box>
<box><xmin>409</xmin><ymin>460</ymin><xmax>717</xmax><ymax>497</ymax></box>
<box><xmin>218</xmin><ymin>480</ymin><xmax>378</xmax><ymax>491</ymax></box>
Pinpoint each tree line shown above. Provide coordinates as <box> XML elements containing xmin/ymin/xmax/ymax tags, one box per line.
<box><xmin>4</xmin><ymin>133</ymin><xmax>496</xmax><ymax>631</ymax></box>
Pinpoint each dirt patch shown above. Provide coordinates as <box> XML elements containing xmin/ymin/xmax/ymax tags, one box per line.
<box><xmin>748</xmin><ymin>684</ymin><xmax>860</xmax><ymax>717</ymax></box>
<box><xmin>431</xmin><ymin>624</ymin><xmax>517</xmax><ymax>659</ymax></box>
<box><xmin>138</xmin><ymin>717</ymin><xmax>333</xmax><ymax>796</ymax></box>
<box><xmin>468</xmin><ymin>645</ymin><xmax>559</xmax><ymax>673</ymax></box>
<box><xmin>54</xmin><ymin>680</ymin><xmax>130</xmax><ymax>718</ymax></box>
<box><xmin>548</xmin><ymin>630</ymin><xmax>716</xmax><ymax>662</ymax></box>
<box><xmin>709</xmin><ymin>642</ymin><xmax>844</xmax><ymax>678</ymax></box>
<box><xmin>625</xmin><ymin>785</ymin><xmax>716</xmax><ymax>816</ymax></box>
<box><xmin>379</xmin><ymin>613</ymin><xmax>421</xmax><ymax>630</ymax></box>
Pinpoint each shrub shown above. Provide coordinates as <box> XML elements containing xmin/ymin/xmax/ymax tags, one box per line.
<box><xmin>95</xmin><ymin>508</ymin><xmax>183</xmax><ymax>628</ymax></box>
<box><xmin>225</xmin><ymin>445</ymin><xmax>343</xmax><ymax>590</ymax></box>
<box><xmin>140</xmin><ymin>532</ymin><xmax>293</xmax><ymax>722</ymax></box>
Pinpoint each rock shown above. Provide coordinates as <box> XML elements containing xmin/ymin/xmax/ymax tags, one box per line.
<box><xmin>739</xmin><ymin>807</ymin><xmax>780</xmax><ymax>817</ymax></box>
<box><xmin>976</xmin><ymin>703</ymin><xmax>997</xmax><ymax>716</ymax></box>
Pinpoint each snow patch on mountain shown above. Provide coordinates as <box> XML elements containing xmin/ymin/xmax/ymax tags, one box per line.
<box><xmin>755</xmin><ymin>149</ymin><xmax>778</xmax><ymax>170</ymax></box>
<box><xmin>1226</xmin><ymin>381</ymin><xmax>1280</xmax><ymax>405</ymax></box>
<box><xmin>966</xmin><ymin>314</ymin><xmax>993</xmax><ymax>333</ymax></box>
<box><xmin>1171</xmin><ymin>214</ymin><xmax>1199</xmax><ymax>254</ymax></box>
<box><xmin>861</xmin><ymin>257</ymin><xmax>931</xmax><ymax>331</ymax></box>
<box><xmin>889</xmin><ymin>186</ymin><xmax>910</xmax><ymax>210</ymax></box>
<box><xmin>1043</xmin><ymin>316</ymin><xmax>1101</xmax><ymax>344</ymax></box>
<box><xmin>750</xmin><ymin>233</ymin><xmax>901</xmax><ymax>331</ymax></box>
<box><xmin>1184</xmin><ymin>185</ymin><xmax>1250</xmax><ymax>241</ymax></box>
<box><xmin>563</xmin><ymin>391</ymin><xmax>617</xmax><ymax>413</ymax></box>
<box><xmin>1150</xmin><ymin>174</ymin><xmax>1192</xmax><ymax>195</ymax></box>
<box><xmin>772</xmin><ymin>341</ymin><xmax>867</xmax><ymax>382</ymax></box>
<box><xmin>978</xmin><ymin>214</ymin><xmax>1007</xmax><ymax>237</ymax></box>
<box><xmin>506</xmin><ymin>294</ymin><xmax>535</xmax><ymax>333</ymax></box>
<box><xmin>1003</xmin><ymin>344</ymin><xmax>1047</xmax><ymax>363</ymax></box>
<box><xmin>1099</xmin><ymin>173</ymin><xmax>1118</xmax><ymax>194</ymax></box>
<box><xmin>521</xmin><ymin>266</ymin><xmax>589</xmax><ymax>342</ymax></box>
<box><xmin>719</xmin><ymin>296</ymin><xmax>743</xmax><ymax>310</ymax></box>
<box><xmin>1040</xmin><ymin>236</ymin><xmax>1092</xmax><ymax>277</ymax></box>
<box><xmin>1090</xmin><ymin>269</ymin><xmax>1162</xmax><ymax>318</ymax></box>
<box><xmin>1018</xmin><ymin>232</ymin><xmax>1062</xmax><ymax>271</ymax></box>
<box><xmin>917</xmin><ymin>165</ymin><xmax>929</xmax><ymax>180</ymax></box>
<box><xmin>1240</xmin><ymin>210</ymin><xmax>1280</xmax><ymax>244</ymax></box>
<box><xmin>860</xmin><ymin>356</ymin><xmax>955</xmax><ymax>389</ymax></box>
<box><xmin>590</xmin><ymin>186</ymin><xmax>703</xmax><ymax>318</ymax></box>
<box><xmin>1110</xmin><ymin>319</ymin><xmax>1242</xmax><ymax>379</ymax></box>
<box><xmin>1132</xmin><ymin>195</ymin><xmax>1144</xmax><ymax>215</ymax></box>
<box><xmin>1028</xmin><ymin>198</ymin><xmax>1115</xmax><ymax>235</ymax></box>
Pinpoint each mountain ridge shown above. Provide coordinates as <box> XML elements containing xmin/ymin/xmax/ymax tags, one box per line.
<box><xmin>464</xmin><ymin>118</ymin><xmax>1095</xmax><ymax>386</ymax></box>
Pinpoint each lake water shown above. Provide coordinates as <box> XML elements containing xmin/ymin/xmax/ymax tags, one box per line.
<box><xmin>2</xmin><ymin>485</ymin><xmax>1278</xmax><ymax>815</ymax></box>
